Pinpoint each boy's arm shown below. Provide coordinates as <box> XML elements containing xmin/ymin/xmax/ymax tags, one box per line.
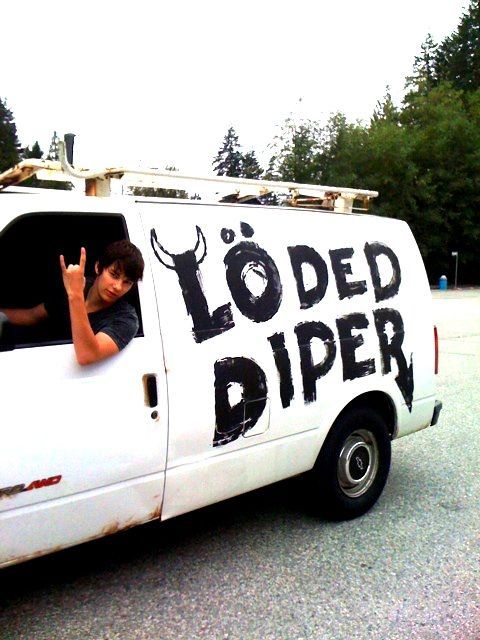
<box><xmin>60</xmin><ymin>248</ymin><xmax>119</xmax><ymax>366</ymax></box>
<box><xmin>0</xmin><ymin>304</ymin><xmax>48</xmax><ymax>326</ymax></box>
<box><xmin>66</xmin><ymin>294</ymin><xmax>119</xmax><ymax>365</ymax></box>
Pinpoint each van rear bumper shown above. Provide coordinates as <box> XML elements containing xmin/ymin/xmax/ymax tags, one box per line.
<box><xmin>430</xmin><ymin>400</ymin><xmax>443</xmax><ymax>426</ymax></box>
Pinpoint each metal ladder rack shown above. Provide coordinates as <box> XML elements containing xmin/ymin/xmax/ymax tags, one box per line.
<box><xmin>0</xmin><ymin>137</ymin><xmax>378</xmax><ymax>213</ymax></box>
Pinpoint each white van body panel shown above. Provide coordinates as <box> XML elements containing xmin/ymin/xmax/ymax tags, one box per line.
<box><xmin>1</xmin><ymin>474</ymin><xmax>164</xmax><ymax>568</ymax></box>
<box><xmin>141</xmin><ymin>201</ymin><xmax>435</xmax><ymax>519</ymax></box>
<box><xmin>0</xmin><ymin>192</ymin><xmax>438</xmax><ymax>567</ymax></box>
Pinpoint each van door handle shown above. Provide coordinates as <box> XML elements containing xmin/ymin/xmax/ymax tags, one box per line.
<box><xmin>143</xmin><ymin>374</ymin><xmax>158</xmax><ymax>408</ymax></box>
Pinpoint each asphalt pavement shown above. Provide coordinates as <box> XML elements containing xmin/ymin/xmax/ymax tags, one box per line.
<box><xmin>0</xmin><ymin>288</ymin><xmax>479</xmax><ymax>640</ymax></box>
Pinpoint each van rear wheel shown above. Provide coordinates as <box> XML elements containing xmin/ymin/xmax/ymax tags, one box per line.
<box><xmin>312</xmin><ymin>408</ymin><xmax>391</xmax><ymax>520</ymax></box>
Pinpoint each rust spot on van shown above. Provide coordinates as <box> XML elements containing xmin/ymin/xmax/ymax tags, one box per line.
<box><xmin>149</xmin><ymin>501</ymin><xmax>162</xmax><ymax>520</ymax></box>
<box><xmin>3</xmin><ymin>498</ymin><xmax>163</xmax><ymax>568</ymax></box>
<box><xmin>101</xmin><ymin>504</ymin><xmax>161</xmax><ymax>537</ymax></box>
<box><xmin>102</xmin><ymin>521</ymin><xmax>121</xmax><ymax>536</ymax></box>
<box><xmin>101</xmin><ymin>517</ymin><xmax>138</xmax><ymax>536</ymax></box>
<box><xmin>4</xmin><ymin>545</ymin><xmax>65</xmax><ymax>568</ymax></box>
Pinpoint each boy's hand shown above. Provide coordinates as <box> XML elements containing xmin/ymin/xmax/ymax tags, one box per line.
<box><xmin>60</xmin><ymin>247</ymin><xmax>87</xmax><ymax>299</ymax></box>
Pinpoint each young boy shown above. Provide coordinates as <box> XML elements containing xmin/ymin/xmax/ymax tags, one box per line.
<box><xmin>1</xmin><ymin>240</ymin><xmax>144</xmax><ymax>365</ymax></box>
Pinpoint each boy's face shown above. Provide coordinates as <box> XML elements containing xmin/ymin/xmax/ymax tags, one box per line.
<box><xmin>94</xmin><ymin>261</ymin><xmax>135</xmax><ymax>304</ymax></box>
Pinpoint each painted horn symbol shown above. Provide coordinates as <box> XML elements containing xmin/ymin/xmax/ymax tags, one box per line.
<box><xmin>150</xmin><ymin>226</ymin><xmax>207</xmax><ymax>269</ymax></box>
<box><xmin>192</xmin><ymin>225</ymin><xmax>207</xmax><ymax>265</ymax></box>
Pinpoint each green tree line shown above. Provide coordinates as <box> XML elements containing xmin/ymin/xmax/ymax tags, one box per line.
<box><xmin>212</xmin><ymin>1</ymin><xmax>480</xmax><ymax>285</ymax></box>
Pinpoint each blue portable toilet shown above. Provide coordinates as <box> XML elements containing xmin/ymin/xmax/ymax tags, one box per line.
<box><xmin>439</xmin><ymin>275</ymin><xmax>448</xmax><ymax>290</ymax></box>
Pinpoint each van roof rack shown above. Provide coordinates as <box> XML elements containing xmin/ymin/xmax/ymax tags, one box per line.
<box><xmin>0</xmin><ymin>136</ymin><xmax>378</xmax><ymax>213</ymax></box>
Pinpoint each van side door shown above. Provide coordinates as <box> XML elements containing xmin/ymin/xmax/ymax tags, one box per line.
<box><xmin>0</xmin><ymin>204</ymin><xmax>168</xmax><ymax>567</ymax></box>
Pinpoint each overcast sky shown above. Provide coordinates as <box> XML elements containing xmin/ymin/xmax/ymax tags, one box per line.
<box><xmin>1</xmin><ymin>0</ymin><xmax>469</xmax><ymax>174</ymax></box>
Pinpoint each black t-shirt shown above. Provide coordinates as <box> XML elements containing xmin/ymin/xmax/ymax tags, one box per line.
<box><xmin>44</xmin><ymin>279</ymin><xmax>139</xmax><ymax>351</ymax></box>
<box><xmin>87</xmin><ymin>299</ymin><xmax>139</xmax><ymax>351</ymax></box>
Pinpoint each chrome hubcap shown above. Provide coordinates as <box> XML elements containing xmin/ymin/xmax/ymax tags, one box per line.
<box><xmin>337</xmin><ymin>429</ymin><xmax>379</xmax><ymax>498</ymax></box>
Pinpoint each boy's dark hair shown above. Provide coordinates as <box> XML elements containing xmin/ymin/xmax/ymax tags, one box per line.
<box><xmin>97</xmin><ymin>240</ymin><xmax>144</xmax><ymax>282</ymax></box>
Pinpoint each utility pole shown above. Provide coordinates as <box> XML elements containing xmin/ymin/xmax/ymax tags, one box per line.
<box><xmin>451</xmin><ymin>251</ymin><xmax>459</xmax><ymax>289</ymax></box>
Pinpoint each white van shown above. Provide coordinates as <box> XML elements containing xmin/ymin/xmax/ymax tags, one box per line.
<box><xmin>0</xmin><ymin>147</ymin><xmax>441</xmax><ymax>568</ymax></box>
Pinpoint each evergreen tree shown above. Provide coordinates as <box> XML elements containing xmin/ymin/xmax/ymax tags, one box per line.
<box><xmin>241</xmin><ymin>150</ymin><xmax>263</xmax><ymax>179</ymax></box>
<box><xmin>404</xmin><ymin>34</ymin><xmax>439</xmax><ymax>102</ymax></box>
<box><xmin>23</xmin><ymin>141</ymin><xmax>43</xmax><ymax>160</ymax></box>
<box><xmin>371</xmin><ymin>87</ymin><xmax>400</xmax><ymax>124</ymax></box>
<box><xmin>0</xmin><ymin>97</ymin><xmax>20</xmax><ymax>172</ymax></box>
<box><xmin>268</xmin><ymin>118</ymin><xmax>323</xmax><ymax>184</ymax></box>
<box><xmin>434</xmin><ymin>0</ymin><xmax>480</xmax><ymax>92</ymax></box>
<box><xmin>319</xmin><ymin>112</ymin><xmax>369</xmax><ymax>187</ymax></box>
<box><xmin>212</xmin><ymin>127</ymin><xmax>243</xmax><ymax>177</ymax></box>
<box><xmin>321</xmin><ymin>115</ymin><xmax>362</xmax><ymax>187</ymax></box>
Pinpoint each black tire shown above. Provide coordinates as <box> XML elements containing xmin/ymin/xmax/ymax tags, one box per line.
<box><xmin>311</xmin><ymin>407</ymin><xmax>391</xmax><ymax>521</ymax></box>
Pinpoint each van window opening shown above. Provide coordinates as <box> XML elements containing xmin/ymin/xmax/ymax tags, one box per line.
<box><xmin>0</xmin><ymin>212</ymin><xmax>143</xmax><ymax>349</ymax></box>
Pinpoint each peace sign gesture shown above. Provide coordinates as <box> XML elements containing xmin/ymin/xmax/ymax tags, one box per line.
<box><xmin>60</xmin><ymin>247</ymin><xmax>87</xmax><ymax>299</ymax></box>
